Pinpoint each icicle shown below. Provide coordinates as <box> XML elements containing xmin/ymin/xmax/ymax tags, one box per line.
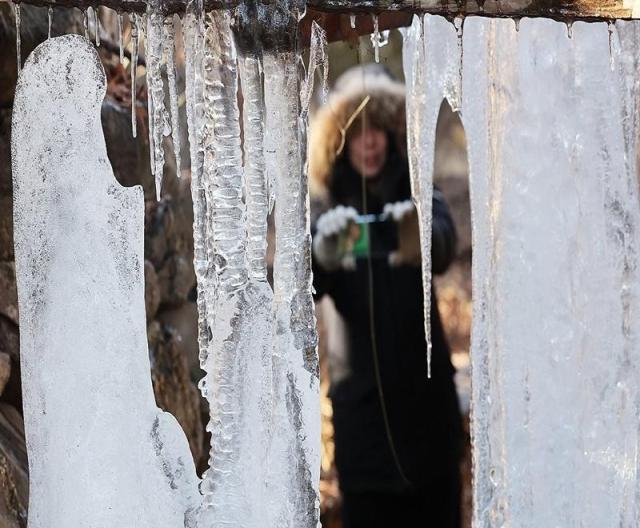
<box><xmin>300</xmin><ymin>21</ymin><xmax>328</xmax><ymax>110</ymax></box>
<box><xmin>130</xmin><ymin>14</ymin><xmax>139</xmax><ymax>138</ymax></box>
<box><xmin>455</xmin><ymin>16</ymin><xmax>463</xmax><ymax>111</ymax></box>
<box><xmin>608</xmin><ymin>21</ymin><xmax>615</xmax><ymax>69</ymax></box>
<box><xmin>163</xmin><ymin>15</ymin><xmax>182</xmax><ymax>176</ymax></box>
<box><xmin>567</xmin><ymin>20</ymin><xmax>574</xmax><ymax>39</ymax></box>
<box><xmin>145</xmin><ymin>8</ymin><xmax>167</xmax><ymax>200</ymax></box>
<box><xmin>402</xmin><ymin>15</ymin><xmax>462</xmax><ymax>377</ymax></box>
<box><xmin>514</xmin><ymin>17</ymin><xmax>521</xmax><ymax>32</ymax></box>
<box><xmin>350</xmin><ymin>14</ymin><xmax>356</xmax><ymax>29</ymax></box>
<box><xmin>183</xmin><ymin>4</ymin><xmax>209</xmax><ymax>367</ymax></box>
<box><xmin>202</xmin><ymin>11</ymin><xmax>245</xmax><ymax>295</ymax></box>
<box><xmin>83</xmin><ymin>8</ymin><xmax>89</xmax><ymax>39</ymax></box>
<box><xmin>239</xmin><ymin>54</ymin><xmax>268</xmax><ymax>282</ymax></box>
<box><xmin>198</xmin><ymin>10</ymin><xmax>251</xmax><ymax>522</ymax></box>
<box><xmin>371</xmin><ymin>14</ymin><xmax>380</xmax><ymax>63</ymax></box>
<box><xmin>262</xmin><ymin>9</ymin><xmax>321</xmax><ymax>518</ymax></box>
<box><xmin>94</xmin><ymin>7</ymin><xmax>100</xmax><ymax>47</ymax></box>
<box><xmin>118</xmin><ymin>13</ymin><xmax>124</xmax><ymax>64</ymax></box>
<box><xmin>48</xmin><ymin>6</ymin><xmax>53</xmax><ymax>39</ymax></box>
<box><xmin>15</xmin><ymin>3</ymin><xmax>21</xmax><ymax>74</ymax></box>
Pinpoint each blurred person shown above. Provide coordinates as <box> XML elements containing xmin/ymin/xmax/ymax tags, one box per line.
<box><xmin>310</xmin><ymin>64</ymin><xmax>463</xmax><ymax>528</ymax></box>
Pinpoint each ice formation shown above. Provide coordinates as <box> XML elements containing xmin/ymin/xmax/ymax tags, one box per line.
<box><xmin>406</xmin><ymin>14</ymin><xmax>640</xmax><ymax>526</ymax></box>
<box><xmin>11</xmin><ymin>35</ymin><xmax>200</xmax><ymax>528</ymax></box>
<box><xmin>146</xmin><ymin>6</ymin><xmax>167</xmax><ymax>199</ymax></box>
<box><xmin>403</xmin><ymin>14</ymin><xmax>460</xmax><ymax>377</ymax></box>
<box><xmin>263</xmin><ymin>40</ymin><xmax>321</xmax><ymax>528</ymax></box>
<box><xmin>14</xmin><ymin>2</ymin><xmax>20</xmax><ymax>73</ymax></box>
<box><xmin>118</xmin><ymin>13</ymin><xmax>124</xmax><ymax>63</ymax></box>
<box><xmin>130</xmin><ymin>13</ymin><xmax>140</xmax><ymax>137</ymax></box>
<box><xmin>164</xmin><ymin>15</ymin><xmax>182</xmax><ymax>175</ymax></box>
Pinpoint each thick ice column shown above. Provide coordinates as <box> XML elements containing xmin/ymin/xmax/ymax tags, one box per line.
<box><xmin>263</xmin><ymin>46</ymin><xmax>321</xmax><ymax>528</ymax></box>
<box><xmin>11</xmin><ymin>35</ymin><xmax>200</xmax><ymax>528</ymax></box>
<box><xmin>462</xmin><ymin>17</ymin><xmax>640</xmax><ymax>527</ymax></box>
<box><xmin>238</xmin><ymin>52</ymin><xmax>269</xmax><ymax>282</ymax></box>
<box><xmin>197</xmin><ymin>11</ymin><xmax>274</xmax><ymax>527</ymax></box>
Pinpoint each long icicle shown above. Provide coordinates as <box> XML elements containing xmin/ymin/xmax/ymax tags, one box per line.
<box><xmin>15</xmin><ymin>3</ymin><xmax>21</xmax><ymax>74</ymax></box>
<box><xmin>164</xmin><ymin>15</ymin><xmax>182</xmax><ymax>177</ymax></box>
<box><xmin>198</xmin><ymin>10</ymin><xmax>249</xmax><ymax>524</ymax></box>
<box><xmin>83</xmin><ymin>8</ymin><xmax>89</xmax><ymax>39</ymax></box>
<box><xmin>130</xmin><ymin>14</ymin><xmax>139</xmax><ymax>138</ymax></box>
<box><xmin>118</xmin><ymin>13</ymin><xmax>124</xmax><ymax>64</ymax></box>
<box><xmin>146</xmin><ymin>7</ymin><xmax>167</xmax><ymax>200</ymax></box>
<box><xmin>48</xmin><ymin>5</ymin><xmax>53</xmax><ymax>39</ymax></box>
<box><xmin>239</xmin><ymin>53</ymin><xmax>268</xmax><ymax>282</ymax></box>
<box><xmin>263</xmin><ymin>41</ymin><xmax>321</xmax><ymax>528</ymax></box>
<box><xmin>94</xmin><ymin>6</ymin><xmax>100</xmax><ymax>46</ymax></box>
<box><xmin>183</xmin><ymin>1</ymin><xmax>210</xmax><ymax>378</ymax></box>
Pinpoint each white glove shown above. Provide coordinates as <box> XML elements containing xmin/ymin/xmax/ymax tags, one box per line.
<box><xmin>313</xmin><ymin>205</ymin><xmax>359</xmax><ymax>271</ymax></box>
<box><xmin>383</xmin><ymin>199</ymin><xmax>415</xmax><ymax>222</ymax></box>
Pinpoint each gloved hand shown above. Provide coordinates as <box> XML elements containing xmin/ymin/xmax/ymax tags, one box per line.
<box><xmin>383</xmin><ymin>199</ymin><xmax>415</xmax><ymax>222</ymax></box>
<box><xmin>313</xmin><ymin>205</ymin><xmax>359</xmax><ymax>271</ymax></box>
<box><xmin>383</xmin><ymin>199</ymin><xmax>421</xmax><ymax>267</ymax></box>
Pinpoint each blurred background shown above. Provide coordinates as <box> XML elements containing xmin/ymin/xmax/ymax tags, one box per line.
<box><xmin>0</xmin><ymin>6</ymin><xmax>471</xmax><ymax>527</ymax></box>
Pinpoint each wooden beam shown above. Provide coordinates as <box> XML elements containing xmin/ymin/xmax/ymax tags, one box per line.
<box><xmin>0</xmin><ymin>0</ymin><xmax>636</xmax><ymax>19</ymax></box>
<box><xmin>0</xmin><ymin>0</ymin><xmax>236</xmax><ymax>14</ymax></box>
<box><xmin>306</xmin><ymin>0</ymin><xmax>637</xmax><ymax>21</ymax></box>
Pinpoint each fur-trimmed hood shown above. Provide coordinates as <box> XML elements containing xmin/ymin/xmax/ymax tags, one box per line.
<box><xmin>308</xmin><ymin>64</ymin><xmax>407</xmax><ymax>200</ymax></box>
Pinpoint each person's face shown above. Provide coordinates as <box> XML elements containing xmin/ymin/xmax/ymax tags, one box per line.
<box><xmin>347</xmin><ymin>126</ymin><xmax>388</xmax><ymax>179</ymax></box>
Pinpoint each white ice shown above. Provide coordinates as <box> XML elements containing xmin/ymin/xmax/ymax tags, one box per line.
<box><xmin>463</xmin><ymin>17</ymin><xmax>640</xmax><ymax>527</ymax></box>
<box><xmin>11</xmin><ymin>35</ymin><xmax>200</xmax><ymax>528</ymax></box>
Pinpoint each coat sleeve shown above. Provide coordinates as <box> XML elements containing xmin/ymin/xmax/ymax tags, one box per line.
<box><xmin>431</xmin><ymin>188</ymin><xmax>457</xmax><ymax>275</ymax></box>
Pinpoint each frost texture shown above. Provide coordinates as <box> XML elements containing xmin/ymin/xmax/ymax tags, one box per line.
<box><xmin>11</xmin><ymin>35</ymin><xmax>200</xmax><ymax>528</ymax></box>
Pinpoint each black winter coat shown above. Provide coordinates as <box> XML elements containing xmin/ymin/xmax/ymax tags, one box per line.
<box><xmin>313</xmin><ymin>155</ymin><xmax>463</xmax><ymax>494</ymax></box>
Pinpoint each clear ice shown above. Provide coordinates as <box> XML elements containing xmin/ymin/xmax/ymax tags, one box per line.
<box><xmin>403</xmin><ymin>15</ymin><xmax>461</xmax><ymax>377</ymax></box>
<box><xmin>130</xmin><ymin>13</ymin><xmax>140</xmax><ymax>138</ymax></box>
<box><xmin>405</xmin><ymin>14</ymin><xmax>640</xmax><ymax>526</ymax></box>
<box><xmin>164</xmin><ymin>15</ymin><xmax>182</xmax><ymax>176</ymax></box>
<box><xmin>146</xmin><ymin>6</ymin><xmax>167</xmax><ymax>199</ymax></box>
<box><xmin>263</xmin><ymin>45</ymin><xmax>321</xmax><ymax>528</ymax></box>
<box><xmin>118</xmin><ymin>13</ymin><xmax>124</xmax><ymax>64</ymax></box>
<box><xmin>11</xmin><ymin>35</ymin><xmax>200</xmax><ymax>528</ymax></box>
<box><xmin>15</xmin><ymin>2</ymin><xmax>21</xmax><ymax>74</ymax></box>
